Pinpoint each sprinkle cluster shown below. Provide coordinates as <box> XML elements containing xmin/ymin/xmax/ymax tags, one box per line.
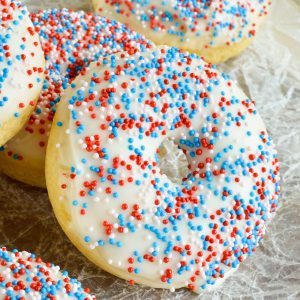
<box><xmin>0</xmin><ymin>9</ymin><xmax>152</xmax><ymax>162</ymax></box>
<box><xmin>0</xmin><ymin>0</ymin><xmax>43</xmax><ymax>124</ymax></box>
<box><xmin>54</xmin><ymin>46</ymin><xmax>280</xmax><ymax>292</ymax></box>
<box><xmin>0</xmin><ymin>247</ymin><xmax>95</xmax><ymax>299</ymax></box>
<box><xmin>96</xmin><ymin>0</ymin><xmax>271</xmax><ymax>46</ymax></box>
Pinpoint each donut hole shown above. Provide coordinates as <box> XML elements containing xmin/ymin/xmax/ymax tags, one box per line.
<box><xmin>157</xmin><ymin>138</ymin><xmax>189</xmax><ymax>185</ymax></box>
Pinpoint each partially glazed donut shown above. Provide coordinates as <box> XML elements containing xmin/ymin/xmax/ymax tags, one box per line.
<box><xmin>46</xmin><ymin>46</ymin><xmax>280</xmax><ymax>293</ymax></box>
<box><xmin>0</xmin><ymin>9</ymin><xmax>152</xmax><ymax>187</ymax></box>
<box><xmin>0</xmin><ymin>247</ymin><xmax>95</xmax><ymax>299</ymax></box>
<box><xmin>0</xmin><ymin>0</ymin><xmax>45</xmax><ymax>146</ymax></box>
<box><xmin>92</xmin><ymin>0</ymin><xmax>271</xmax><ymax>64</ymax></box>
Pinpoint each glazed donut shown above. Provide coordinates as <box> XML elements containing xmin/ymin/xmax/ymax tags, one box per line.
<box><xmin>0</xmin><ymin>0</ymin><xmax>45</xmax><ymax>146</ymax></box>
<box><xmin>0</xmin><ymin>247</ymin><xmax>95</xmax><ymax>299</ymax></box>
<box><xmin>46</xmin><ymin>46</ymin><xmax>280</xmax><ymax>293</ymax></box>
<box><xmin>92</xmin><ymin>0</ymin><xmax>271</xmax><ymax>64</ymax></box>
<box><xmin>0</xmin><ymin>9</ymin><xmax>152</xmax><ymax>188</ymax></box>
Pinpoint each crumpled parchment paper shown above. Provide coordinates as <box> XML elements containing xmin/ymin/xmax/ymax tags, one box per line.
<box><xmin>0</xmin><ymin>0</ymin><xmax>299</xmax><ymax>299</ymax></box>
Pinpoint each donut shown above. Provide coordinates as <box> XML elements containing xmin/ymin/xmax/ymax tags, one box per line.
<box><xmin>0</xmin><ymin>247</ymin><xmax>95</xmax><ymax>299</ymax></box>
<box><xmin>92</xmin><ymin>0</ymin><xmax>271</xmax><ymax>64</ymax></box>
<box><xmin>46</xmin><ymin>46</ymin><xmax>280</xmax><ymax>293</ymax></box>
<box><xmin>0</xmin><ymin>0</ymin><xmax>45</xmax><ymax>146</ymax></box>
<box><xmin>0</xmin><ymin>9</ymin><xmax>152</xmax><ymax>188</ymax></box>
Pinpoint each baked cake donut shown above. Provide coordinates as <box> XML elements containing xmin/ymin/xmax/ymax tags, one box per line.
<box><xmin>0</xmin><ymin>0</ymin><xmax>45</xmax><ymax>146</ymax></box>
<box><xmin>92</xmin><ymin>0</ymin><xmax>271</xmax><ymax>64</ymax></box>
<box><xmin>0</xmin><ymin>9</ymin><xmax>152</xmax><ymax>188</ymax></box>
<box><xmin>46</xmin><ymin>46</ymin><xmax>280</xmax><ymax>293</ymax></box>
<box><xmin>0</xmin><ymin>247</ymin><xmax>95</xmax><ymax>299</ymax></box>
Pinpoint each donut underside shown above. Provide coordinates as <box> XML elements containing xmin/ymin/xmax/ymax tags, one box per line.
<box><xmin>0</xmin><ymin>99</ymin><xmax>38</xmax><ymax>147</ymax></box>
<box><xmin>151</xmin><ymin>37</ymin><xmax>253</xmax><ymax>65</ymax></box>
<box><xmin>0</xmin><ymin>151</ymin><xmax>46</xmax><ymax>188</ymax></box>
<box><xmin>0</xmin><ymin>75</ymin><xmax>46</xmax><ymax>187</ymax></box>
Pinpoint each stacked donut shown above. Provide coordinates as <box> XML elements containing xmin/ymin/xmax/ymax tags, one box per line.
<box><xmin>0</xmin><ymin>0</ymin><xmax>280</xmax><ymax>297</ymax></box>
<box><xmin>93</xmin><ymin>0</ymin><xmax>272</xmax><ymax>63</ymax></box>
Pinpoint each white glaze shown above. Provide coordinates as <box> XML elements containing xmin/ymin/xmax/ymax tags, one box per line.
<box><xmin>47</xmin><ymin>46</ymin><xmax>280</xmax><ymax>293</ymax></box>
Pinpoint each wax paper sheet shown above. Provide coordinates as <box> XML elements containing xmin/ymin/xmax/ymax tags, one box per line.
<box><xmin>0</xmin><ymin>0</ymin><xmax>300</xmax><ymax>299</ymax></box>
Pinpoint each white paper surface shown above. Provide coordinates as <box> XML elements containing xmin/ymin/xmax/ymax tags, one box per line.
<box><xmin>0</xmin><ymin>0</ymin><xmax>299</xmax><ymax>299</ymax></box>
